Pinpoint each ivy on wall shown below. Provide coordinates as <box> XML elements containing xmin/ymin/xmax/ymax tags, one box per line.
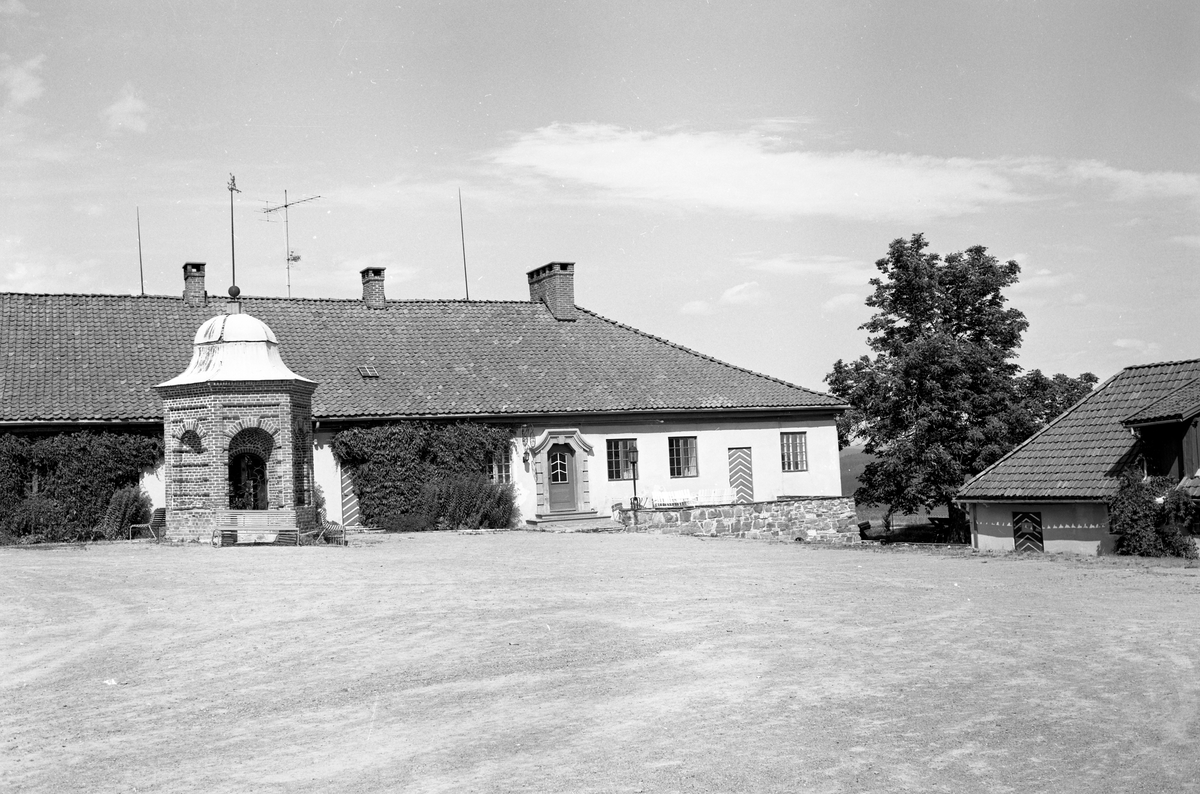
<box><xmin>331</xmin><ymin>421</ymin><xmax>516</xmax><ymax>530</ymax></box>
<box><xmin>0</xmin><ymin>431</ymin><xmax>162</xmax><ymax>542</ymax></box>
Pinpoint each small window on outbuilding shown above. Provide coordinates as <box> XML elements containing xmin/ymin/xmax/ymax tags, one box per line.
<box><xmin>357</xmin><ymin>365</ymin><xmax>380</xmax><ymax>378</ymax></box>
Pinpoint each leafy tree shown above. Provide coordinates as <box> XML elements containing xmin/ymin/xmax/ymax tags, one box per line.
<box><xmin>1008</xmin><ymin>369</ymin><xmax>1099</xmax><ymax>440</ymax></box>
<box><xmin>826</xmin><ymin>234</ymin><xmax>1095</xmax><ymax>536</ymax></box>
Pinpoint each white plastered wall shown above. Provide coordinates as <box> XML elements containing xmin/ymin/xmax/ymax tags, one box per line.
<box><xmin>512</xmin><ymin>416</ymin><xmax>841</xmax><ymax>521</ymax></box>
<box><xmin>313</xmin><ymin>431</ymin><xmax>342</xmax><ymax>524</ymax></box>
<box><xmin>971</xmin><ymin>501</ymin><xmax>1116</xmax><ymax>555</ymax></box>
<box><xmin>140</xmin><ymin>462</ymin><xmax>165</xmax><ymax>509</ymax></box>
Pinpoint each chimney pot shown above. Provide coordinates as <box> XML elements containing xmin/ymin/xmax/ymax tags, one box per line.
<box><xmin>361</xmin><ymin>267</ymin><xmax>386</xmax><ymax>309</ymax></box>
<box><xmin>183</xmin><ymin>262</ymin><xmax>207</xmax><ymax>307</ymax></box>
<box><xmin>526</xmin><ymin>261</ymin><xmax>576</xmax><ymax>321</ymax></box>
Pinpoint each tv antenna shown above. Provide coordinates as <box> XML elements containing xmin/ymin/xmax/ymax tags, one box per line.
<box><xmin>262</xmin><ymin>189</ymin><xmax>321</xmax><ymax>298</ymax></box>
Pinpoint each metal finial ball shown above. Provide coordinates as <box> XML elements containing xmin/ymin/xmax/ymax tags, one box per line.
<box><xmin>228</xmin><ymin>285</ymin><xmax>241</xmax><ymax>298</ymax></box>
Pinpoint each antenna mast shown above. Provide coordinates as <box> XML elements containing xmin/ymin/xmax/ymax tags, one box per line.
<box><xmin>262</xmin><ymin>189</ymin><xmax>321</xmax><ymax>297</ymax></box>
<box><xmin>136</xmin><ymin>207</ymin><xmax>144</xmax><ymax>296</ymax></box>
<box><xmin>458</xmin><ymin>188</ymin><xmax>470</xmax><ymax>301</ymax></box>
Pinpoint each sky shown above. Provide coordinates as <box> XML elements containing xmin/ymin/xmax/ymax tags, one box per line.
<box><xmin>2</xmin><ymin>1</ymin><xmax>1198</xmax><ymax>391</ymax></box>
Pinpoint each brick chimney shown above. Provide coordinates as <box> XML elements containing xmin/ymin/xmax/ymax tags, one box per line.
<box><xmin>183</xmin><ymin>262</ymin><xmax>207</xmax><ymax>307</ymax></box>
<box><xmin>527</xmin><ymin>262</ymin><xmax>576</xmax><ymax>321</ymax></box>
<box><xmin>361</xmin><ymin>267</ymin><xmax>386</xmax><ymax>309</ymax></box>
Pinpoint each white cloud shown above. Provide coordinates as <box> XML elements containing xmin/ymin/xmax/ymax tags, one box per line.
<box><xmin>821</xmin><ymin>292</ymin><xmax>865</xmax><ymax>312</ymax></box>
<box><xmin>1114</xmin><ymin>338</ymin><xmax>1162</xmax><ymax>358</ymax></box>
<box><xmin>718</xmin><ymin>281</ymin><xmax>764</xmax><ymax>306</ymax></box>
<box><xmin>488</xmin><ymin>124</ymin><xmax>1200</xmax><ymax>222</ymax></box>
<box><xmin>1170</xmin><ymin>235</ymin><xmax>1200</xmax><ymax>249</ymax></box>
<box><xmin>1008</xmin><ymin>267</ymin><xmax>1075</xmax><ymax>293</ymax></box>
<box><xmin>678</xmin><ymin>300</ymin><xmax>712</xmax><ymax>316</ymax></box>
<box><xmin>0</xmin><ymin>54</ymin><xmax>44</xmax><ymax>107</ymax></box>
<box><xmin>491</xmin><ymin>123</ymin><xmax>1025</xmax><ymax>222</ymax></box>
<box><xmin>102</xmin><ymin>84</ymin><xmax>149</xmax><ymax>134</ymax></box>
<box><xmin>747</xmin><ymin>254</ymin><xmax>875</xmax><ymax>287</ymax></box>
<box><xmin>0</xmin><ymin>0</ymin><xmax>31</xmax><ymax>15</ymax></box>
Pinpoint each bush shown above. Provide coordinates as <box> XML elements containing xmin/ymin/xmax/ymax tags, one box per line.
<box><xmin>3</xmin><ymin>496</ymin><xmax>73</xmax><ymax>543</ymax></box>
<box><xmin>424</xmin><ymin>474</ymin><xmax>517</xmax><ymax>530</ymax></box>
<box><xmin>100</xmin><ymin>485</ymin><xmax>153</xmax><ymax>540</ymax></box>
<box><xmin>378</xmin><ymin>476</ymin><xmax>517</xmax><ymax>532</ymax></box>
<box><xmin>1109</xmin><ymin>469</ymin><xmax>1199</xmax><ymax>559</ymax></box>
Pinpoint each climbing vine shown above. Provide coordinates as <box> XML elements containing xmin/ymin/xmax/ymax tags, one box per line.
<box><xmin>331</xmin><ymin>421</ymin><xmax>516</xmax><ymax>530</ymax></box>
<box><xmin>0</xmin><ymin>431</ymin><xmax>162</xmax><ymax>543</ymax></box>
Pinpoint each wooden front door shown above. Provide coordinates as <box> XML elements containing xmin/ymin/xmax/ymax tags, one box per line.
<box><xmin>728</xmin><ymin>447</ymin><xmax>753</xmax><ymax>503</ymax></box>
<box><xmin>547</xmin><ymin>443</ymin><xmax>576</xmax><ymax>512</ymax></box>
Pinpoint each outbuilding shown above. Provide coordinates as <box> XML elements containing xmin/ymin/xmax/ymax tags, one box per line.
<box><xmin>958</xmin><ymin>358</ymin><xmax>1200</xmax><ymax>555</ymax></box>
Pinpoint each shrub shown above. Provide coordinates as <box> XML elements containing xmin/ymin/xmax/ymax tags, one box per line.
<box><xmin>100</xmin><ymin>485</ymin><xmax>153</xmax><ymax>540</ymax></box>
<box><xmin>424</xmin><ymin>474</ymin><xmax>517</xmax><ymax>530</ymax></box>
<box><xmin>3</xmin><ymin>496</ymin><xmax>73</xmax><ymax>543</ymax></box>
<box><xmin>1109</xmin><ymin>469</ymin><xmax>1199</xmax><ymax>559</ymax></box>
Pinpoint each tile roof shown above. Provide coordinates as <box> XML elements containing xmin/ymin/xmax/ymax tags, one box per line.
<box><xmin>958</xmin><ymin>359</ymin><xmax>1200</xmax><ymax>501</ymax></box>
<box><xmin>0</xmin><ymin>292</ymin><xmax>844</xmax><ymax>423</ymax></box>
<box><xmin>1120</xmin><ymin>377</ymin><xmax>1200</xmax><ymax>426</ymax></box>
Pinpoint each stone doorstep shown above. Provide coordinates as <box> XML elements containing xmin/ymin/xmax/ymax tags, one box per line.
<box><xmin>525</xmin><ymin>516</ymin><xmax>627</xmax><ymax>533</ymax></box>
<box><xmin>524</xmin><ymin>510</ymin><xmax>601</xmax><ymax>527</ymax></box>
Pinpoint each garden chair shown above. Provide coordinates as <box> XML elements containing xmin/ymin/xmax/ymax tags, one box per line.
<box><xmin>129</xmin><ymin>507</ymin><xmax>166</xmax><ymax>541</ymax></box>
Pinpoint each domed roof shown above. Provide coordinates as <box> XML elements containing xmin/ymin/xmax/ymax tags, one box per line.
<box><xmin>156</xmin><ymin>309</ymin><xmax>314</xmax><ymax>388</ymax></box>
<box><xmin>194</xmin><ymin>313</ymin><xmax>278</xmax><ymax>345</ymax></box>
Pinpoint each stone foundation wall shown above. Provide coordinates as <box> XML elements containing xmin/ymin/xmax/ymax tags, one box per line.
<box><xmin>614</xmin><ymin>496</ymin><xmax>859</xmax><ymax>543</ymax></box>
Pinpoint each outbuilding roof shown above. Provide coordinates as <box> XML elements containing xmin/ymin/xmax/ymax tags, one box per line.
<box><xmin>0</xmin><ymin>292</ymin><xmax>844</xmax><ymax>424</ymax></box>
<box><xmin>1120</xmin><ymin>377</ymin><xmax>1200</xmax><ymax>427</ymax></box>
<box><xmin>958</xmin><ymin>359</ymin><xmax>1200</xmax><ymax>501</ymax></box>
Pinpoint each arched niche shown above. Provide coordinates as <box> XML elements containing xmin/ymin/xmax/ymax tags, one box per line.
<box><xmin>227</xmin><ymin>427</ymin><xmax>276</xmax><ymax>510</ymax></box>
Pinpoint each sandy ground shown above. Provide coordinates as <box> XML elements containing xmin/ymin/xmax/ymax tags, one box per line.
<box><xmin>3</xmin><ymin>533</ymin><xmax>1200</xmax><ymax>793</ymax></box>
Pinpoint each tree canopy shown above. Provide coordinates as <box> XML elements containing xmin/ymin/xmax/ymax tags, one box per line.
<box><xmin>826</xmin><ymin>233</ymin><xmax>1096</xmax><ymax>526</ymax></box>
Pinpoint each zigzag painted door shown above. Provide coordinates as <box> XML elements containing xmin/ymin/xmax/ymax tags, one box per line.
<box><xmin>341</xmin><ymin>468</ymin><xmax>361</xmax><ymax>527</ymax></box>
<box><xmin>728</xmin><ymin>447</ymin><xmax>753</xmax><ymax>504</ymax></box>
<box><xmin>1013</xmin><ymin>511</ymin><xmax>1043</xmax><ymax>552</ymax></box>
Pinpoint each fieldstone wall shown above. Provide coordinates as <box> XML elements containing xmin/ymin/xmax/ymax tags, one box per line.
<box><xmin>614</xmin><ymin>496</ymin><xmax>859</xmax><ymax>543</ymax></box>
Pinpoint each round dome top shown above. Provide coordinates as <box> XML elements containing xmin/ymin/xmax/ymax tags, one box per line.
<box><xmin>156</xmin><ymin>309</ymin><xmax>313</xmax><ymax>389</ymax></box>
<box><xmin>193</xmin><ymin>313</ymin><xmax>278</xmax><ymax>345</ymax></box>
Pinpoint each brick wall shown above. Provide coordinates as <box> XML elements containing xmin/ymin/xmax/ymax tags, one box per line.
<box><xmin>613</xmin><ymin>496</ymin><xmax>859</xmax><ymax>543</ymax></box>
<box><xmin>157</xmin><ymin>379</ymin><xmax>317</xmax><ymax>542</ymax></box>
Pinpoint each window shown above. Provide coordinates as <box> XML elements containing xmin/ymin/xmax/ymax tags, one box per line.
<box><xmin>781</xmin><ymin>432</ymin><xmax>807</xmax><ymax>472</ymax></box>
<box><xmin>549</xmin><ymin>451</ymin><xmax>570</xmax><ymax>483</ymax></box>
<box><xmin>606</xmin><ymin>439</ymin><xmax>636</xmax><ymax>480</ymax></box>
<box><xmin>484</xmin><ymin>448</ymin><xmax>512</xmax><ymax>484</ymax></box>
<box><xmin>668</xmin><ymin>436</ymin><xmax>698</xmax><ymax>478</ymax></box>
<box><xmin>356</xmin><ymin>365</ymin><xmax>379</xmax><ymax>378</ymax></box>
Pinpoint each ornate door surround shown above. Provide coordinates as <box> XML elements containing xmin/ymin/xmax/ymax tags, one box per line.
<box><xmin>528</xmin><ymin>429</ymin><xmax>595</xmax><ymax>516</ymax></box>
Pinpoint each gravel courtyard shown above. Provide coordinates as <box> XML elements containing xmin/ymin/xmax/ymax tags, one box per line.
<box><xmin>4</xmin><ymin>533</ymin><xmax>1200</xmax><ymax>793</ymax></box>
